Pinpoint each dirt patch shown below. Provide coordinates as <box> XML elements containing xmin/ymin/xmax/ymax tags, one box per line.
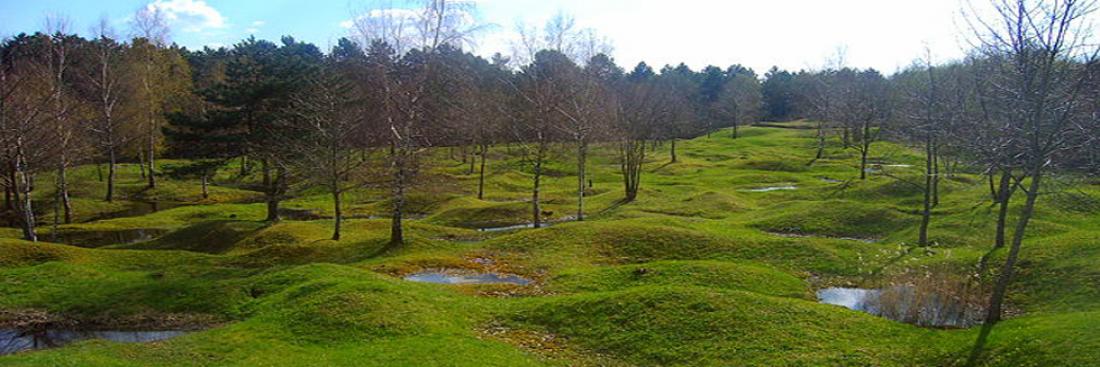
<box><xmin>0</xmin><ymin>309</ymin><xmax>223</xmax><ymax>331</ymax></box>
<box><xmin>477</xmin><ymin>323</ymin><xmax>625</xmax><ymax>366</ymax></box>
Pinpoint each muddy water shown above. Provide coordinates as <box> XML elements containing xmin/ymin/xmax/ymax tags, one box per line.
<box><xmin>0</xmin><ymin>329</ymin><xmax>186</xmax><ymax>355</ymax></box>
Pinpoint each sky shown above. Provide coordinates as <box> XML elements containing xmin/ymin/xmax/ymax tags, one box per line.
<box><xmin>0</xmin><ymin>0</ymin><xmax>983</xmax><ymax>74</ymax></box>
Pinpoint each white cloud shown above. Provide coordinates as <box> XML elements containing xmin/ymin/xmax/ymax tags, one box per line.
<box><xmin>340</xmin><ymin>8</ymin><xmax>420</xmax><ymax>30</ymax></box>
<box><xmin>246</xmin><ymin>20</ymin><xmax>265</xmax><ymax>34</ymax></box>
<box><xmin>146</xmin><ymin>0</ymin><xmax>227</xmax><ymax>33</ymax></box>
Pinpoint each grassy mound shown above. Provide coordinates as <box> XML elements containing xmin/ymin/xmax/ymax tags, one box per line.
<box><xmin>501</xmin><ymin>286</ymin><xmax>946</xmax><ymax>366</ymax></box>
<box><xmin>545</xmin><ymin>260</ymin><xmax>810</xmax><ymax>299</ymax></box>
<box><xmin>750</xmin><ymin>200</ymin><xmax>914</xmax><ymax>239</ymax></box>
<box><xmin>118</xmin><ymin>220</ymin><xmax>268</xmax><ymax>254</ymax></box>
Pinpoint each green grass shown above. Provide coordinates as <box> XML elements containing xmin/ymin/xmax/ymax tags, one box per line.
<box><xmin>1</xmin><ymin>125</ymin><xmax>1098</xmax><ymax>366</ymax></box>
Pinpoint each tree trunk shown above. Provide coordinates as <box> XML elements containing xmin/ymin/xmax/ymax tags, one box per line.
<box><xmin>105</xmin><ymin>147</ymin><xmax>116</xmax><ymax>202</ymax></box>
<box><xmin>859</xmin><ymin>122</ymin><xmax>870</xmax><ymax>180</ymax></box>
<box><xmin>670</xmin><ymin>139</ymin><xmax>677</xmax><ymax>163</ymax></box>
<box><xmin>967</xmin><ymin>168</ymin><xmax>1043</xmax><ymax>366</ymax></box>
<box><xmin>994</xmin><ymin>172</ymin><xmax>1015</xmax><ymax>249</ymax></box>
<box><xmin>918</xmin><ymin>137</ymin><xmax>934</xmax><ymax>246</ymax></box>
<box><xmin>14</xmin><ymin>151</ymin><xmax>36</xmax><ymax>242</ymax></box>
<box><xmin>468</xmin><ymin>146</ymin><xmax>476</xmax><ymax>175</ymax></box>
<box><xmin>57</xmin><ymin>160</ymin><xmax>72</xmax><ymax>224</ymax></box>
<box><xmin>262</xmin><ymin>160</ymin><xmax>280</xmax><ymax>222</ymax></box>
<box><xmin>389</xmin><ymin>143</ymin><xmax>406</xmax><ymax>246</ymax></box>
<box><xmin>859</xmin><ymin>149</ymin><xmax>869</xmax><ymax>180</ymax></box>
<box><xmin>532</xmin><ymin>143</ymin><xmax>545</xmax><ymax>229</ymax></box>
<box><xmin>200</xmin><ymin>172</ymin><xmax>209</xmax><ymax>199</ymax></box>
<box><xmin>239</xmin><ymin>155</ymin><xmax>248</xmax><ymax>177</ymax></box>
<box><xmin>332</xmin><ymin>186</ymin><xmax>342</xmax><ymax>241</ymax></box>
<box><xmin>988</xmin><ymin>172</ymin><xmax>998</xmax><ymax>201</ymax></box>
<box><xmin>815</xmin><ymin>123</ymin><xmax>826</xmax><ymax>160</ymax></box>
<box><xmin>477</xmin><ymin>144</ymin><xmax>487</xmax><ymax>200</ymax></box>
<box><xmin>622</xmin><ymin>139</ymin><xmax>645</xmax><ymax>202</ymax></box>
<box><xmin>932</xmin><ymin>146</ymin><xmax>941</xmax><ymax>207</ymax></box>
<box><xmin>576</xmin><ymin>140</ymin><xmax>587</xmax><ymax>222</ymax></box>
<box><xmin>138</xmin><ymin>149</ymin><xmax>147</xmax><ymax>179</ymax></box>
<box><xmin>146</xmin><ymin>126</ymin><xmax>156</xmax><ymax>189</ymax></box>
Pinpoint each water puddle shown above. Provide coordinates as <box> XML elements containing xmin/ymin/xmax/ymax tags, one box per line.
<box><xmin>92</xmin><ymin>201</ymin><xmax>188</xmax><ymax>222</ymax></box>
<box><xmin>741</xmin><ymin>185</ymin><xmax>797</xmax><ymax>193</ymax></box>
<box><xmin>769</xmin><ymin>232</ymin><xmax>880</xmax><ymax>243</ymax></box>
<box><xmin>404</xmin><ymin>271</ymin><xmax>531</xmax><ymax>286</ymax></box>
<box><xmin>278</xmin><ymin>208</ymin><xmax>327</xmax><ymax>221</ymax></box>
<box><xmin>865</xmin><ymin>164</ymin><xmax>915</xmax><ymax>173</ymax></box>
<box><xmin>0</xmin><ymin>329</ymin><xmax>186</xmax><ymax>355</ymax></box>
<box><xmin>53</xmin><ymin>228</ymin><xmax>169</xmax><ymax>248</ymax></box>
<box><xmin>478</xmin><ymin>223</ymin><xmax>545</xmax><ymax>232</ymax></box>
<box><xmin>817</xmin><ymin>287</ymin><xmax>983</xmax><ymax>328</ymax></box>
<box><xmin>477</xmin><ymin>216</ymin><xmax>576</xmax><ymax>232</ymax></box>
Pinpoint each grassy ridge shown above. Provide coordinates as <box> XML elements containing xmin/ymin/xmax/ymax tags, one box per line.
<box><xmin>1</xmin><ymin>124</ymin><xmax>1098</xmax><ymax>365</ymax></box>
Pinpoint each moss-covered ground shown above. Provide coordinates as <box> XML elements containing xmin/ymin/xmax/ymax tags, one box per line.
<box><xmin>1</xmin><ymin>123</ymin><xmax>1098</xmax><ymax>366</ymax></box>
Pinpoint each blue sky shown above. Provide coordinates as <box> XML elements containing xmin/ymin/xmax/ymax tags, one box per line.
<box><xmin>0</xmin><ymin>0</ymin><xmax>992</xmax><ymax>73</ymax></box>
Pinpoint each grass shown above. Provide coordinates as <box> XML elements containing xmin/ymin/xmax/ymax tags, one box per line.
<box><xmin>0</xmin><ymin>124</ymin><xmax>1098</xmax><ymax>366</ymax></box>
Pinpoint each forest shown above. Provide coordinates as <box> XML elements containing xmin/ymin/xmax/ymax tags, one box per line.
<box><xmin>1</xmin><ymin>0</ymin><xmax>1100</xmax><ymax>366</ymax></box>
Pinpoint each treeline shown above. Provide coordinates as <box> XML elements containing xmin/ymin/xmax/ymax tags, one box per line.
<box><xmin>1</xmin><ymin>1</ymin><xmax>1099</xmax><ymax>352</ymax></box>
<box><xmin>0</xmin><ymin>10</ymin><xmax>767</xmax><ymax>245</ymax></box>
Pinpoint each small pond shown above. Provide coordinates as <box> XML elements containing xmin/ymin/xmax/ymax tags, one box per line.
<box><xmin>0</xmin><ymin>329</ymin><xmax>186</xmax><ymax>355</ymax></box>
<box><xmin>477</xmin><ymin>216</ymin><xmax>575</xmax><ymax>232</ymax></box>
<box><xmin>404</xmin><ymin>272</ymin><xmax>531</xmax><ymax>286</ymax></box>
<box><xmin>52</xmin><ymin>228</ymin><xmax>169</xmax><ymax>248</ymax></box>
<box><xmin>478</xmin><ymin>223</ymin><xmax>545</xmax><ymax>232</ymax></box>
<box><xmin>92</xmin><ymin>201</ymin><xmax>189</xmax><ymax>222</ymax></box>
<box><xmin>817</xmin><ymin>287</ymin><xmax>983</xmax><ymax>328</ymax></box>
<box><xmin>741</xmin><ymin>185</ymin><xmax>798</xmax><ymax>193</ymax></box>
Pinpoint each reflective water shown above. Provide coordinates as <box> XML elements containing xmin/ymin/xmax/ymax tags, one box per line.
<box><xmin>0</xmin><ymin>329</ymin><xmax>186</xmax><ymax>355</ymax></box>
<box><xmin>404</xmin><ymin>272</ymin><xmax>531</xmax><ymax>285</ymax></box>
<box><xmin>818</xmin><ymin>287</ymin><xmax>879</xmax><ymax>311</ymax></box>
<box><xmin>53</xmin><ymin>228</ymin><xmax>168</xmax><ymax>248</ymax></box>
<box><xmin>477</xmin><ymin>216</ymin><xmax>575</xmax><ymax>232</ymax></box>
<box><xmin>742</xmin><ymin>185</ymin><xmax>798</xmax><ymax>192</ymax></box>
<box><xmin>478</xmin><ymin>223</ymin><xmax>546</xmax><ymax>232</ymax></box>
<box><xmin>93</xmin><ymin>201</ymin><xmax>188</xmax><ymax>222</ymax></box>
<box><xmin>817</xmin><ymin>287</ymin><xmax>983</xmax><ymax>328</ymax></box>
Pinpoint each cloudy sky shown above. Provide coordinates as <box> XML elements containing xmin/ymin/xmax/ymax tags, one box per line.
<box><xmin>0</xmin><ymin>0</ymin><xmax>981</xmax><ymax>74</ymax></box>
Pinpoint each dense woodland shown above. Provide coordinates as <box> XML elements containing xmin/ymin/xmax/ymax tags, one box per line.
<box><xmin>2</xmin><ymin>0</ymin><xmax>1100</xmax><ymax>364</ymax></box>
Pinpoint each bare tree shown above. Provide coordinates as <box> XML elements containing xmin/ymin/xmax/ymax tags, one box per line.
<box><xmin>350</xmin><ymin>0</ymin><xmax>483</xmax><ymax>246</ymax></box>
<box><xmin>963</xmin><ymin>0</ymin><xmax>1100</xmax><ymax>363</ymax></box>
<box><xmin>894</xmin><ymin>55</ymin><xmax>968</xmax><ymax>247</ymax></box>
<box><xmin>131</xmin><ymin>4</ymin><xmax>171</xmax><ymax>189</ymax></box>
<box><xmin>80</xmin><ymin>18</ymin><xmax>130</xmax><ymax>202</ymax></box>
<box><xmin>616</xmin><ymin>63</ymin><xmax>679</xmax><ymax>201</ymax></box>
<box><xmin>555</xmin><ymin>53</ymin><xmax>617</xmax><ymax>221</ymax></box>
<box><xmin>834</xmin><ymin>68</ymin><xmax>890</xmax><ymax>179</ymax></box>
<box><xmin>718</xmin><ymin>70</ymin><xmax>763</xmax><ymax>139</ymax></box>
<box><xmin>285</xmin><ymin>62</ymin><xmax>368</xmax><ymax>241</ymax></box>
<box><xmin>1</xmin><ymin>35</ymin><xmax>58</xmax><ymax>241</ymax></box>
<box><xmin>43</xmin><ymin>17</ymin><xmax>79</xmax><ymax>226</ymax></box>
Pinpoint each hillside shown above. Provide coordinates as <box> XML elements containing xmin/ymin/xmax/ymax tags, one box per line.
<box><xmin>1</xmin><ymin>125</ymin><xmax>1098</xmax><ymax>366</ymax></box>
